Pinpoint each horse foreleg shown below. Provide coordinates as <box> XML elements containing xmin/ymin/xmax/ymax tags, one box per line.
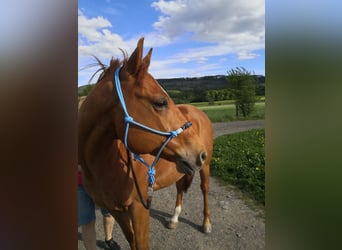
<box><xmin>200</xmin><ymin>164</ymin><xmax>212</xmax><ymax>233</ymax></box>
<box><xmin>110</xmin><ymin>210</ymin><xmax>136</xmax><ymax>250</ymax></box>
<box><xmin>167</xmin><ymin>184</ymin><xmax>183</xmax><ymax>229</ymax></box>
<box><xmin>167</xmin><ymin>175</ymin><xmax>193</xmax><ymax>229</ymax></box>
<box><xmin>129</xmin><ymin>200</ymin><xmax>150</xmax><ymax>250</ymax></box>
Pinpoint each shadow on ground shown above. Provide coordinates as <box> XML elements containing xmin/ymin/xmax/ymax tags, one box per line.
<box><xmin>149</xmin><ymin>208</ymin><xmax>203</xmax><ymax>232</ymax></box>
<box><xmin>78</xmin><ymin>232</ymin><xmax>121</xmax><ymax>249</ymax></box>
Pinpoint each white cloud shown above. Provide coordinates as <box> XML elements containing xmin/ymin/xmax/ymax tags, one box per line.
<box><xmin>150</xmin><ymin>58</ymin><xmax>225</xmax><ymax>79</ymax></box>
<box><xmin>78</xmin><ymin>11</ymin><xmax>172</xmax><ymax>63</ymax></box>
<box><xmin>78</xmin><ymin>11</ymin><xmax>128</xmax><ymax>60</ymax></box>
<box><xmin>151</xmin><ymin>0</ymin><xmax>264</xmax><ymax>56</ymax></box>
<box><xmin>78</xmin><ymin>1</ymin><xmax>264</xmax><ymax>60</ymax></box>
<box><xmin>77</xmin><ymin>11</ymin><xmax>173</xmax><ymax>84</ymax></box>
<box><xmin>237</xmin><ymin>51</ymin><xmax>260</xmax><ymax>60</ymax></box>
<box><xmin>77</xmin><ymin>1</ymin><xmax>264</xmax><ymax>85</ymax></box>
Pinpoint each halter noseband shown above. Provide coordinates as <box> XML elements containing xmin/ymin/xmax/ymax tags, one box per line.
<box><xmin>114</xmin><ymin>67</ymin><xmax>192</xmax><ymax>190</ymax></box>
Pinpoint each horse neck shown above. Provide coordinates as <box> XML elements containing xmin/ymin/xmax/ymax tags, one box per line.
<box><xmin>152</xmin><ymin>157</ymin><xmax>185</xmax><ymax>190</ymax></box>
<box><xmin>78</xmin><ymin>79</ymin><xmax>120</xmax><ymax>167</ymax></box>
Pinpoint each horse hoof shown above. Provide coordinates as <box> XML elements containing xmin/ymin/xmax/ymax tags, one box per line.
<box><xmin>166</xmin><ymin>221</ymin><xmax>178</xmax><ymax>229</ymax></box>
<box><xmin>202</xmin><ymin>223</ymin><xmax>212</xmax><ymax>233</ymax></box>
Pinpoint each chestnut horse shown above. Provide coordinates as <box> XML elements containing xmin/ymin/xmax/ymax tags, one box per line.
<box><xmin>79</xmin><ymin>105</ymin><xmax>213</xmax><ymax>249</ymax></box>
<box><xmin>78</xmin><ymin>38</ymin><xmax>209</xmax><ymax>249</ymax></box>
<box><xmin>78</xmin><ymin>37</ymin><xmax>207</xmax><ymax>177</ymax></box>
<box><xmin>154</xmin><ymin>104</ymin><xmax>213</xmax><ymax>234</ymax></box>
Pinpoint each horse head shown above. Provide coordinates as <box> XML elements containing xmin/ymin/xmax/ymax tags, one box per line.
<box><xmin>79</xmin><ymin>38</ymin><xmax>207</xmax><ymax>174</ymax></box>
<box><xmin>115</xmin><ymin>38</ymin><xmax>207</xmax><ymax>174</ymax></box>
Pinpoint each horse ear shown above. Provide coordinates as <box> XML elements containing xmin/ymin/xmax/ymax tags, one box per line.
<box><xmin>126</xmin><ymin>37</ymin><xmax>144</xmax><ymax>75</ymax></box>
<box><xmin>142</xmin><ymin>48</ymin><xmax>153</xmax><ymax>69</ymax></box>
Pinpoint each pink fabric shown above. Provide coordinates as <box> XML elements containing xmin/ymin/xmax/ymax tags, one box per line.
<box><xmin>78</xmin><ymin>170</ymin><xmax>83</xmax><ymax>187</ymax></box>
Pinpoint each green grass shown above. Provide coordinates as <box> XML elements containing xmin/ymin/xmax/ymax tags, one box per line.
<box><xmin>192</xmin><ymin>102</ymin><xmax>265</xmax><ymax>122</ymax></box>
<box><xmin>211</xmin><ymin>129</ymin><xmax>265</xmax><ymax>204</ymax></box>
<box><xmin>191</xmin><ymin>96</ymin><xmax>265</xmax><ymax>107</ymax></box>
<box><xmin>191</xmin><ymin>99</ymin><xmax>236</xmax><ymax>107</ymax></box>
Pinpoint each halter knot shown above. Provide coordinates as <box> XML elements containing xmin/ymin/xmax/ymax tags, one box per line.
<box><xmin>170</xmin><ymin>130</ymin><xmax>178</xmax><ymax>138</ymax></box>
<box><xmin>147</xmin><ymin>167</ymin><xmax>156</xmax><ymax>185</ymax></box>
<box><xmin>125</xmin><ymin>116</ymin><xmax>133</xmax><ymax>123</ymax></box>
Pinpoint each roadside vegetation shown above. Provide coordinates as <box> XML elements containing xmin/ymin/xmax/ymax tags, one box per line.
<box><xmin>211</xmin><ymin>129</ymin><xmax>265</xmax><ymax>205</ymax></box>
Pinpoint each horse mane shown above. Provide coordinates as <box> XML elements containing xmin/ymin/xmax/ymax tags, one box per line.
<box><xmin>82</xmin><ymin>49</ymin><xmax>129</xmax><ymax>84</ymax></box>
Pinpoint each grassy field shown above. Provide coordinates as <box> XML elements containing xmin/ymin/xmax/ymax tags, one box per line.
<box><xmin>193</xmin><ymin>99</ymin><xmax>265</xmax><ymax>204</ymax></box>
<box><xmin>211</xmin><ymin>129</ymin><xmax>265</xmax><ymax>204</ymax></box>
<box><xmin>191</xmin><ymin>96</ymin><xmax>265</xmax><ymax>107</ymax></box>
<box><xmin>191</xmin><ymin>101</ymin><xmax>265</xmax><ymax>123</ymax></box>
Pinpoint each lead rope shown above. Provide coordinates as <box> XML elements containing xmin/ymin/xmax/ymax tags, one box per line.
<box><xmin>127</xmin><ymin>149</ymin><xmax>152</xmax><ymax>209</ymax></box>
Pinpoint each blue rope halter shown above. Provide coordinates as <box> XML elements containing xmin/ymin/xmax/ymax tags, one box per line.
<box><xmin>114</xmin><ymin>67</ymin><xmax>192</xmax><ymax>188</ymax></box>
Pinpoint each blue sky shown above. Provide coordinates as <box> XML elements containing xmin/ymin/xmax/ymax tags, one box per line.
<box><xmin>78</xmin><ymin>0</ymin><xmax>264</xmax><ymax>86</ymax></box>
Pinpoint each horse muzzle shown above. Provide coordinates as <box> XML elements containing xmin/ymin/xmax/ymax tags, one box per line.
<box><xmin>176</xmin><ymin>150</ymin><xmax>207</xmax><ymax>175</ymax></box>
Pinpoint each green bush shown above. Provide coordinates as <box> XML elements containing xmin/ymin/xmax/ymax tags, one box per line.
<box><xmin>211</xmin><ymin>129</ymin><xmax>265</xmax><ymax>204</ymax></box>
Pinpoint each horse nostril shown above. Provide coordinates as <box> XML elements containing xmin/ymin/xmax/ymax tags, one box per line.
<box><xmin>200</xmin><ymin>151</ymin><xmax>207</xmax><ymax>163</ymax></box>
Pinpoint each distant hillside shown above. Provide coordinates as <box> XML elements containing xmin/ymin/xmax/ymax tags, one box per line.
<box><xmin>78</xmin><ymin>75</ymin><xmax>265</xmax><ymax>96</ymax></box>
<box><xmin>158</xmin><ymin>75</ymin><xmax>265</xmax><ymax>91</ymax></box>
<box><xmin>158</xmin><ymin>75</ymin><xmax>227</xmax><ymax>91</ymax></box>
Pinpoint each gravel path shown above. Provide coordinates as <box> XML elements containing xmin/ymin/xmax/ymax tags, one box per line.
<box><xmin>212</xmin><ymin>120</ymin><xmax>265</xmax><ymax>138</ymax></box>
<box><xmin>78</xmin><ymin>120</ymin><xmax>265</xmax><ymax>250</ymax></box>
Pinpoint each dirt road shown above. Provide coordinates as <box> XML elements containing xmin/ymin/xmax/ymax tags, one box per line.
<box><xmin>78</xmin><ymin>120</ymin><xmax>265</xmax><ymax>250</ymax></box>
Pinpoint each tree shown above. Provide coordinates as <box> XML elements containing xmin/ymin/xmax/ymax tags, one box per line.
<box><xmin>227</xmin><ymin>67</ymin><xmax>256</xmax><ymax>117</ymax></box>
<box><xmin>78</xmin><ymin>84</ymin><xmax>95</xmax><ymax>97</ymax></box>
<box><xmin>206</xmin><ymin>90</ymin><xmax>217</xmax><ymax>105</ymax></box>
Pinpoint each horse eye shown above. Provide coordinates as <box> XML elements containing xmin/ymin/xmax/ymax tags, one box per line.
<box><xmin>153</xmin><ymin>98</ymin><xmax>168</xmax><ymax>110</ymax></box>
